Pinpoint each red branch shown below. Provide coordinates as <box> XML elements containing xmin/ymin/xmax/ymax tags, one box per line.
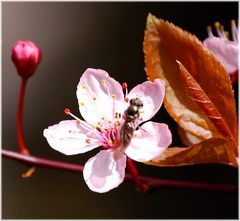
<box><xmin>2</xmin><ymin>149</ymin><xmax>237</xmax><ymax>193</ymax></box>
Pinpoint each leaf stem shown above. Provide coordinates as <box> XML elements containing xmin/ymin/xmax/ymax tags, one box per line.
<box><xmin>2</xmin><ymin>149</ymin><xmax>237</xmax><ymax>193</ymax></box>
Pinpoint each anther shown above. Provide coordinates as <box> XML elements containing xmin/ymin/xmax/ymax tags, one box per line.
<box><xmin>85</xmin><ymin>138</ymin><xmax>91</xmax><ymax>144</ymax></box>
<box><xmin>82</xmin><ymin>85</ymin><xmax>87</xmax><ymax>90</ymax></box>
<box><xmin>115</xmin><ymin>121</ymin><xmax>120</xmax><ymax>126</ymax></box>
<box><xmin>108</xmin><ymin>140</ymin><xmax>113</xmax><ymax>145</ymax></box>
<box><xmin>64</xmin><ymin>108</ymin><xmax>71</xmax><ymax>115</ymax></box>
<box><xmin>214</xmin><ymin>21</ymin><xmax>223</xmax><ymax>38</ymax></box>
<box><xmin>214</xmin><ymin>21</ymin><xmax>220</xmax><ymax>28</ymax></box>
<box><xmin>122</xmin><ymin>82</ymin><xmax>128</xmax><ymax>89</ymax></box>
<box><xmin>124</xmin><ymin>97</ymin><xmax>129</xmax><ymax>102</ymax></box>
<box><xmin>231</xmin><ymin>19</ymin><xmax>236</xmax><ymax>26</ymax></box>
<box><xmin>112</xmin><ymin>94</ymin><xmax>116</xmax><ymax>99</ymax></box>
<box><xmin>102</xmin><ymin>79</ymin><xmax>106</xmax><ymax>85</ymax></box>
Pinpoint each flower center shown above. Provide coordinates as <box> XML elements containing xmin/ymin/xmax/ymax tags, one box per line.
<box><xmin>64</xmin><ymin>108</ymin><xmax>122</xmax><ymax>149</ymax></box>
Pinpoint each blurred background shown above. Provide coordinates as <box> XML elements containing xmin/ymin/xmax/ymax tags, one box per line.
<box><xmin>2</xmin><ymin>2</ymin><xmax>238</xmax><ymax>219</ymax></box>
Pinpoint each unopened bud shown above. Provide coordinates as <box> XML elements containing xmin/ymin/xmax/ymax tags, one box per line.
<box><xmin>11</xmin><ymin>40</ymin><xmax>41</xmax><ymax>78</ymax></box>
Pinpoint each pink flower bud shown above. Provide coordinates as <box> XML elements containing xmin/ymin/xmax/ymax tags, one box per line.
<box><xmin>11</xmin><ymin>40</ymin><xmax>41</xmax><ymax>78</ymax></box>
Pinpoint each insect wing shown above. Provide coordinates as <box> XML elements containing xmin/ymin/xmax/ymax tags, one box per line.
<box><xmin>120</xmin><ymin>122</ymin><xmax>134</xmax><ymax>148</ymax></box>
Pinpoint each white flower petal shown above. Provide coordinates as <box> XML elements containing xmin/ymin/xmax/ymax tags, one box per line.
<box><xmin>125</xmin><ymin>121</ymin><xmax>172</xmax><ymax>162</ymax></box>
<box><xmin>77</xmin><ymin>68</ymin><xmax>124</xmax><ymax>125</ymax></box>
<box><xmin>127</xmin><ymin>79</ymin><xmax>165</xmax><ymax>122</ymax></box>
<box><xmin>43</xmin><ymin>120</ymin><xmax>101</xmax><ymax>155</ymax></box>
<box><xmin>83</xmin><ymin>149</ymin><xmax>126</xmax><ymax>193</ymax></box>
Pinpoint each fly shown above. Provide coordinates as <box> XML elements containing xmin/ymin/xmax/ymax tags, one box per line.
<box><xmin>120</xmin><ymin>98</ymin><xmax>143</xmax><ymax>148</ymax></box>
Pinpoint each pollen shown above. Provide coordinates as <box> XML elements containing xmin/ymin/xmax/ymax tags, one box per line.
<box><xmin>231</xmin><ymin>19</ymin><xmax>236</xmax><ymax>25</ymax></box>
<box><xmin>82</xmin><ymin>85</ymin><xmax>87</xmax><ymax>90</ymax></box>
<box><xmin>115</xmin><ymin>121</ymin><xmax>120</xmax><ymax>126</ymax></box>
<box><xmin>85</xmin><ymin>138</ymin><xmax>91</xmax><ymax>144</ymax></box>
<box><xmin>64</xmin><ymin>108</ymin><xmax>71</xmax><ymax>115</ymax></box>
<box><xmin>112</xmin><ymin>94</ymin><xmax>116</xmax><ymax>99</ymax></box>
<box><xmin>214</xmin><ymin>21</ymin><xmax>220</xmax><ymax>28</ymax></box>
<box><xmin>102</xmin><ymin>79</ymin><xmax>106</xmax><ymax>85</ymax></box>
<box><xmin>108</xmin><ymin>140</ymin><xmax>113</xmax><ymax>145</ymax></box>
<box><xmin>122</xmin><ymin>82</ymin><xmax>128</xmax><ymax>89</ymax></box>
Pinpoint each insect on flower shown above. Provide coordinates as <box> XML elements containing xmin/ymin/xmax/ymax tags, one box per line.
<box><xmin>43</xmin><ymin>68</ymin><xmax>172</xmax><ymax>193</ymax></box>
<box><xmin>120</xmin><ymin>98</ymin><xmax>143</xmax><ymax>148</ymax></box>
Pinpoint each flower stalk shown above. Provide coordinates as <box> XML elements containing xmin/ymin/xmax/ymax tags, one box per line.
<box><xmin>17</xmin><ymin>77</ymin><xmax>29</xmax><ymax>155</ymax></box>
<box><xmin>127</xmin><ymin>157</ymin><xmax>149</xmax><ymax>192</ymax></box>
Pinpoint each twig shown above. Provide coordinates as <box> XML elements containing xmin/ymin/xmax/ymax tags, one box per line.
<box><xmin>2</xmin><ymin>149</ymin><xmax>237</xmax><ymax>193</ymax></box>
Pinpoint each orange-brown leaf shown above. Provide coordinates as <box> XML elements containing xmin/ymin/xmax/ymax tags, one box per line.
<box><xmin>144</xmin><ymin>14</ymin><xmax>219</xmax><ymax>141</ymax></box>
<box><xmin>146</xmin><ymin>138</ymin><xmax>238</xmax><ymax>167</ymax></box>
<box><xmin>177</xmin><ymin>61</ymin><xmax>237</xmax><ymax>154</ymax></box>
<box><xmin>143</xmin><ymin>14</ymin><xmax>238</xmax><ymax>144</ymax></box>
<box><xmin>178</xmin><ymin>126</ymin><xmax>204</xmax><ymax>146</ymax></box>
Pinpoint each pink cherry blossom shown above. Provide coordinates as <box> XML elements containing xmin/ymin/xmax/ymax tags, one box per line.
<box><xmin>203</xmin><ymin>21</ymin><xmax>238</xmax><ymax>76</ymax></box>
<box><xmin>43</xmin><ymin>68</ymin><xmax>172</xmax><ymax>193</ymax></box>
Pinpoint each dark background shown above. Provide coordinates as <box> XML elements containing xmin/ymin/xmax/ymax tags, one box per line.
<box><xmin>2</xmin><ymin>2</ymin><xmax>238</xmax><ymax>219</ymax></box>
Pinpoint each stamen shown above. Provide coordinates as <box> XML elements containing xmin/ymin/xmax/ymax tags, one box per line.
<box><xmin>214</xmin><ymin>21</ymin><xmax>224</xmax><ymax>38</ymax></box>
<box><xmin>207</xmin><ymin>25</ymin><xmax>213</xmax><ymax>37</ymax></box>
<box><xmin>115</xmin><ymin>121</ymin><xmax>120</xmax><ymax>126</ymax></box>
<box><xmin>122</xmin><ymin>82</ymin><xmax>128</xmax><ymax>98</ymax></box>
<box><xmin>112</xmin><ymin>94</ymin><xmax>116</xmax><ymax>99</ymax></box>
<box><xmin>224</xmin><ymin>31</ymin><xmax>229</xmax><ymax>40</ymax></box>
<box><xmin>64</xmin><ymin>108</ymin><xmax>98</xmax><ymax>133</ymax></box>
<box><xmin>231</xmin><ymin>20</ymin><xmax>238</xmax><ymax>42</ymax></box>
<box><xmin>220</xmin><ymin>25</ymin><xmax>227</xmax><ymax>39</ymax></box>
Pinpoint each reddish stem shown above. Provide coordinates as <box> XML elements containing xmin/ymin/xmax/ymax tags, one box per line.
<box><xmin>230</xmin><ymin>70</ymin><xmax>238</xmax><ymax>85</ymax></box>
<box><xmin>127</xmin><ymin>157</ymin><xmax>149</xmax><ymax>191</ymax></box>
<box><xmin>17</xmin><ymin>77</ymin><xmax>29</xmax><ymax>155</ymax></box>
<box><xmin>2</xmin><ymin>149</ymin><xmax>237</xmax><ymax>193</ymax></box>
